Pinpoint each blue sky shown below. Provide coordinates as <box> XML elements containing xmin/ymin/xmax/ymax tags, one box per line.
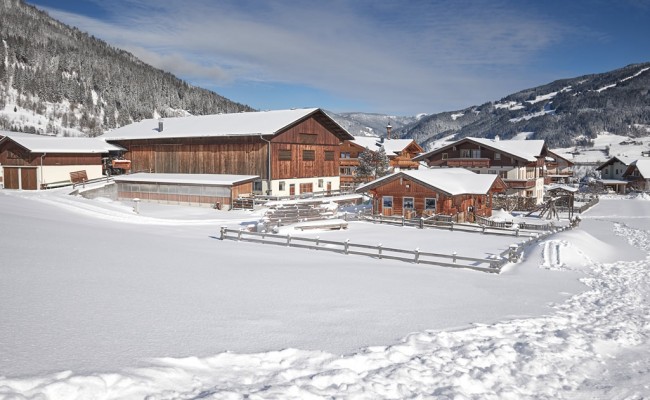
<box><xmin>27</xmin><ymin>0</ymin><xmax>650</xmax><ymax>116</ymax></box>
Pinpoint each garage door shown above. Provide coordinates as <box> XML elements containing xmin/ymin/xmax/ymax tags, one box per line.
<box><xmin>2</xmin><ymin>167</ymin><xmax>37</xmax><ymax>190</ymax></box>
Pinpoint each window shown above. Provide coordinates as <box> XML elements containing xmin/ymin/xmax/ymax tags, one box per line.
<box><xmin>499</xmin><ymin>171</ymin><xmax>509</xmax><ymax>178</ymax></box>
<box><xmin>299</xmin><ymin>133</ymin><xmax>317</xmax><ymax>144</ymax></box>
<box><xmin>383</xmin><ymin>196</ymin><xmax>393</xmax><ymax>208</ymax></box>
<box><xmin>488</xmin><ymin>170</ymin><xmax>497</xmax><ymax>175</ymax></box>
<box><xmin>403</xmin><ymin>197</ymin><xmax>414</xmax><ymax>209</ymax></box>
<box><xmin>324</xmin><ymin>151</ymin><xmax>335</xmax><ymax>161</ymax></box>
<box><xmin>425</xmin><ymin>198</ymin><xmax>437</xmax><ymax>210</ymax></box>
<box><xmin>471</xmin><ymin>149</ymin><xmax>481</xmax><ymax>158</ymax></box>
<box><xmin>341</xmin><ymin>152</ymin><xmax>351</xmax><ymax>159</ymax></box>
<box><xmin>303</xmin><ymin>150</ymin><xmax>315</xmax><ymax>161</ymax></box>
<box><xmin>279</xmin><ymin>149</ymin><xmax>291</xmax><ymax>161</ymax></box>
<box><xmin>318</xmin><ymin>179</ymin><xmax>323</xmax><ymax>188</ymax></box>
<box><xmin>442</xmin><ymin>153</ymin><xmax>448</xmax><ymax>160</ymax></box>
<box><xmin>300</xmin><ymin>183</ymin><xmax>313</xmax><ymax>193</ymax></box>
<box><xmin>461</xmin><ymin>149</ymin><xmax>471</xmax><ymax>158</ymax></box>
<box><xmin>340</xmin><ymin>167</ymin><xmax>353</xmax><ymax>176</ymax></box>
<box><xmin>279</xmin><ymin>181</ymin><xmax>286</xmax><ymax>191</ymax></box>
<box><xmin>494</xmin><ymin>152</ymin><xmax>501</xmax><ymax>160</ymax></box>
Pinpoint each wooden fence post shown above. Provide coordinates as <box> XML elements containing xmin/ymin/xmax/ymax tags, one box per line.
<box><xmin>515</xmin><ymin>228</ymin><xmax>520</xmax><ymax>237</ymax></box>
<box><xmin>450</xmin><ymin>222</ymin><xmax>454</xmax><ymax>231</ymax></box>
<box><xmin>509</xmin><ymin>244</ymin><xmax>519</xmax><ymax>262</ymax></box>
<box><xmin>419</xmin><ymin>218</ymin><xmax>424</xmax><ymax>229</ymax></box>
<box><xmin>378</xmin><ymin>244</ymin><xmax>382</xmax><ymax>259</ymax></box>
<box><xmin>237</xmin><ymin>229</ymin><xmax>243</xmax><ymax>241</ymax></box>
<box><xmin>287</xmin><ymin>234</ymin><xmax>292</xmax><ymax>246</ymax></box>
<box><xmin>344</xmin><ymin>239</ymin><xmax>350</xmax><ymax>254</ymax></box>
<box><xmin>220</xmin><ymin>226</ymin><xmax>227</xmax><ymax>240</ymax></box>
<box><xmin>316</xmin><ymin>236</ymin><xmax>320</xmax><ymax>247</ymax></box>
<box><xmin>414</xmin><ymin>248</ymin><xmax>420</xmax><ymax>264</ymax></box>
<box><xmin>452</xmin><ymin>251</ymin><xmax>457</xmax><ymax>263</ymax></box>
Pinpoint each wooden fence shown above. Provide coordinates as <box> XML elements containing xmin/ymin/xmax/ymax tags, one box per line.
<box><xmin>218</xmin><ymin>223</ymin><xmax>577</xmax><ymax>274</ymax></box>
<box><xmin>362</xmin><ymin>214</ymin><xmax>554</xmax><ymax>237</ymax></box>
<box><xmin>219</xmin><ymin>227</ymin><xmax>506</xmax><ymax>273</ymax></box>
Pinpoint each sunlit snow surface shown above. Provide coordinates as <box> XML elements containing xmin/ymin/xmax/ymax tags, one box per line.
<box><xmin>1</xmin><ymin>189</ymin><xmax>649</xmax><ymax>399</ymax></box>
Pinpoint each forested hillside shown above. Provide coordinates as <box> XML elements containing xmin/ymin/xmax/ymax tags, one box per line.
<box><xmin>0</xmin><ymin>0</ymin><xmax>253</xmax><ymax>136</ymax></box>
<box><xmin>396</xmin><ymin>63</ymin><xmax>650</xmax><ymax>150</ymax></box>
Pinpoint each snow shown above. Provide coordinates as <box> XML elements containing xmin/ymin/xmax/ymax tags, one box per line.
<box><xmin>113</xmin><ymin>172</ymin><xmax>259</xmax><ymax>186</ymax></box>
<box><xmin>552</xmin><ymin>132</ymin><xmax>650</xmax><ymax>164</ymax></box>
<box><xmin>493</xmin><ymin>101</ymin><xmax>525</xmax><ymax>110</ymax></box>
<box><xmin>469</xmin><ymin>137</ymin><xmax>545</xmax><ymax>162</ymax></box>
<box><xmin>350</xmin><ymin>137</ymin><xmax>415</xmax><ymax>156</ymax></box>
<box><xmin>451</xmin><ymin>112</ymin><xmax>464</xmax><ymax>120</ymax></box>
<box><xmin>1</xmin><ymin>189</ymin><xmax>650</xmax><ymax>399</ymax></box>
<box><xmin>0</xmin><ymin>132</ymin><xmax>122</xmax><ymax>153</ymax></box>
<box><xmin>100</xmin><ymin>108</ymin><xmax>352</xmax><ymax>140</ymax></box>
<box><xmin>509</xmin><ymin>107</ymin><xmax>556</xmax><ymax>123</ymax></box>
<box><xmin>357</xmin><ymin>168</ymin><xmax>500</xmax><ymax>195</ymax></box>
<box><xmin>630</xmin><ymin>159</ymin><xmax>650</xmax><ymax>178</ymax></box>
<box><xmin>512</xmin><ymin>131</ymin><xmax>534</xmax><ymax>140</ymax></box>
<box><xmin>595</xmin><ymin>66</ymin><xmax>649</xmax><ymax>93</ymax></box>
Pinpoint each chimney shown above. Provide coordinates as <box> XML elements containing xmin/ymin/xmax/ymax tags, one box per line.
<box><xmin>494</xmin><ymin>135</ymin><xmax>500</xmax><ymax>142</ymax></box>
<box><xmin>386</xmin><ymin>118</ymin><xmax>392</xmax><ymax>139</ymax></box>
<box><xmin>158</xmin><ymin>119</ymin><xmax>164</xmax><ymax>132</ymax></box>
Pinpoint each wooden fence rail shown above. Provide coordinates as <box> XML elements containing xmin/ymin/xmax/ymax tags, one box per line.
<box><xmin>363</xmin><ymin>214</ymin><xmax>554</xmax><ymax>237</ymax></box>
<box><xmin>218</xmin><ymin>227</ymin><xmax>532</xmax><ymax>273</ymax></box>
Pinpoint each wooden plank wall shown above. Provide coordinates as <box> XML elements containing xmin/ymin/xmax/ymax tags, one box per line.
<box><xmin>271</xmin><ymin>117</ymin><xmax>341</xmax><ymax>179</ymax></box>
<box><xmin>0</xmin><ymin>142</ymin><xmax>101</xmax><ymax>166</ymax></box>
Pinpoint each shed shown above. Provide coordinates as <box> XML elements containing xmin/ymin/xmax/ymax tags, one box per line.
<box><xmin>356</xmin><ymin>168</ymin><xmax>506</xmax><ymax>222</ymax></box>
<box><xmin>0</xmin><ymin>132</ymin><xmax>122</xmax><ymax>190</ymax></box>
<box><xmin>112</xmin><ymin>173</ymin><xmax>259</xmax><ymax>209</ymax></box>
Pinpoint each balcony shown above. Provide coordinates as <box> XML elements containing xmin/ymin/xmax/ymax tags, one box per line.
<box><xmin>339</xmin><ymin>158</ymin><xmax>359</xmax><ymax>167</ymax></box>
<box><xmin>503</xmin><ymin>179</ymin><xmax>537</xmax><ymax>189</ymax></box>
<box><xmin>445</xmin><ymin>158</ymin><xmax>490</xmax><ymax>168</ymax></box>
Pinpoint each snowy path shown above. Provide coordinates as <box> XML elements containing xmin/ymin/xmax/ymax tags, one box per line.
<box><xmin>1</xmin><ymin>196</ymin><xmax>649</xmax><ymax>399</ymax></box>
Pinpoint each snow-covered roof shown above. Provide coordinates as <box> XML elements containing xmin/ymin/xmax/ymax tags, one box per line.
<box><xmin>468</xmin><ymin>138</ymin><xmax>546</xmax><ymax>162</ymax></box>
<box><xmin>596</xmin><ymin>155</ymin><xmax>637</xmax><ymax>170</ymax></box>
<box><xmin>546</xmin><ymin>184</ymin><xmax>579</xmax><ymax>193</ymax></box>
<box><xmin>350</xmin><ymin>137</ymin><xmax>419</xmax><ymax>156</ymax></box>
<box><xmin>629</xmin><ymin>160</ymin><xmax>650</xmax><ymax>178</ymax></box>
<box><xmin>112</xmin><ymin>173</ymin><xmax>259</xmax><ymax>186</ymax></box>
<box><xmin>101</xmin><ymin>108</ymin><xmax>352</xmax><ymax>141</ymax></box>
<box><xmin>415</xmin><ymin>137</ymin><xmax>546</xmax><ymax>162</ymax></box>
<box><xmin>0</xmin><ymin>134</ymin><xmax>122</xmax><ymax>153</ymax></box>
<box><xmin>357</xmin><ymin>168</ymin><xmax>501</xmax><ymax>196</ymax></box>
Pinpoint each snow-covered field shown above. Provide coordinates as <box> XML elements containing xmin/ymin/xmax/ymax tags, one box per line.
<box><xmin>1</xmin><ymin>189</ymin><xmax>649</xmax><ymax>399</ymax></box>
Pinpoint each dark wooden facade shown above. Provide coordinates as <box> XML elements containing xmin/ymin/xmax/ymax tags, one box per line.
<box><xmin>361</xmin><ymin>174</ymin><xmax>506</xmax><ymax>223</ymax></box>
<box><xmin>339</xmin><ymin>139</ymin><xmax>423</xmax><ymax>190</ymax></box>
<box><xmin>106</xmin><ymin>113</ymin><xmax>347</xmax><ymax>188</ymax></box>
<box><xmin>0</xmin><ymin>139</ymin><xmax>103</xmax><ymax>167</ymax></box>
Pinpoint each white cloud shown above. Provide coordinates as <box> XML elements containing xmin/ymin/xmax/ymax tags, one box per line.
<box><xmin>38</xmin><ymin>0</ymin><xmax>570</xmax><ymax>114</ymax></box>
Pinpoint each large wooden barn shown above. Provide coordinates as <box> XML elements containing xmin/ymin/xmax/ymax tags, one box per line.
<box><xmin>0</xmin><ymin>132</ymin><xmax>122</xmax><ymax>190</ymax></box>
<box><xmin>101</xmin><ymin>108</ymin><xmax>353</xmax><ymax>197</ymax></box>
<box><xmin>356</xmin><ymin>168</ymin><xmax>507</xmax><ymax>222</ymax></box>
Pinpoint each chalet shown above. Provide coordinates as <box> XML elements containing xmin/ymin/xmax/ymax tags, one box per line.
<box><xmin>595</xmin><ymin>155</ymin><xmax>636</xmax><ymax>193</ymax></box>
<box><xmin>113</xmin><ymin>173</ymin><xmax>259</xmax><ymax>209</ymax></box>
<box><xmin>101</xmin><ymin>108</ymin><xmax>353</xmax><ymax>197</ymax></box>
<box><xmin>356</xmin><ymin>168</ymin><xmax>507</xmax><ymax>222</ymax></box>
<box><xmin>0</xmin><ymin>132</ymin><xmax>122</xmax><ymax>190</ymax></box>
<box><xmin>545</xmin><ymin>150</ymin><xmax>575</xmax><ymax>184</ymax></box>
<box><xmin>623</xmin><ymin>160</ymin><xmax>650</xmax><ymax>191</ymax></box>
<box><xmin>413</xmin><ymin>137</ymin><xmax>547</xmax><ymax>204</ymax></box>
<box><xmin>339</xmin><ymin>137</ymin><xmax>423</xmax><ymax>191</ymax></box>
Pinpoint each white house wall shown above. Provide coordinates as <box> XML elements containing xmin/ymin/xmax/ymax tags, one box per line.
<box><xmin>270</xmin><ymin>176</ymin><xmax>340</xmax><ymax>196</ymax></box>
<box><xmin>41</xmin><ymin>165</ymin><xmax>104</xmax><ymax>186</ymax></box>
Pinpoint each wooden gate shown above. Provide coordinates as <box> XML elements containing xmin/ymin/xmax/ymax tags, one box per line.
<box><xmin>3</xmin><ymin>167</ymin><xmax>37</xmax><ymax>190</ymax></box>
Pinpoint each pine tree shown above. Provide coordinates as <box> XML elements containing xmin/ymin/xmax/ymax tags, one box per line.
<box><xmin>356</xmin><ymin>146</ymin><xmax>392</xmax><ymax>183</ymax></box>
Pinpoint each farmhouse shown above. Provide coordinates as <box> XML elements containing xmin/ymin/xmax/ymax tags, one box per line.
<box><xmin>0</xmin><ymin>132</ymin><xmax>122</xmax><ymax>190</ymax></box>
<box><xmin>339</xmin><ymin>137</ymin><xmax>423</xmax><ymax>191</ymax></box>
<box><xmin>356</xmin><ymin>168</ymin><xmax>507</xmax><ymax>222</ymax></box>
<box><xmin>545</xmin><ymin>150</ymin><xmax>575</xmax><ymax>184</ymax></box>
<box><xmin>101</xmin><ymin>108</ymin><xmax>353</xmax><ymax>197</ymax></box>
<box><xmin>596</xmin><ymin>155</ymin><xmax>636</xmax><ymax>180</ymax></box>
<box><xmin>623</xmin><ymin>159</ymin><xmax>650</xmax><ymax>191</ymax></box>
<box><xmin>414</xmin><ymin>137</ymin><xmax>547</xmax><ymax>204</ymax></box>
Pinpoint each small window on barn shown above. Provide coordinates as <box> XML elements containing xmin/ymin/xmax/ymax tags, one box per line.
<box><xmin>279</xmin><ymin>181</ymin><xmax>285</xmax><ymax>191</ymax></box>
<box><xmin>318</xmin><ymin>179</ymin><xmax>324</xmax><ymax>188</ymax></box>
<box><xmin>299</xmin><ymin>133</ymin><xmax>318</xmax><ymax>144</ymax></box>
<box><xmin>403</xmin><ymin>197</ymin><xmax>414</xmax><ymax>209</ymax></box>
<box><xmin>340</xmin><ymin>167</ymin><xmax>353</xmax><ymax>176</ymax></box>
<box><xmin>425</xmin><ymin>198</ymin><xmax>437</xmax><ymax>211</ymax></box>
<box><xmin>253</xmin><ymin>181</ymin><xmax>263</xmax><ymax>193</ymax></box>
<box><xmin>341</xmin><ymin>152</ymin><xmax>351</xmax><ymax>159</ymax></box>
<box><xmin>324</xmin><ymin>151</ymin><xmax>335</xmax><ymax>161</ymax></box>
<box><xmin>442</xmin><ymin>153</ymin><xmax>448</xmax><ymax>160</ymax></box>
<box><xmin>303</xmin><ymin>150</ymin><xmax>315</xmax><ymax>161</ymax></box>
<box><xmin>279</xmin><ymin>149</ymin><xmax>291</xmax><ymax>161</ymax></box>
<box><xmin>383</xmin><ymin>196</ymin><xmax>393</xmax><ymax>208</ymax></box>
<box><xmin>494</xmin><ymin>152</ymin><xmax>501</xmax><ymax>160</ymax></box>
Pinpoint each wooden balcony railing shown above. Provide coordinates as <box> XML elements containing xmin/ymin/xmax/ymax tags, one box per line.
<box><xmin>446</xmin><ymin>158</ymin><xmax>491</xmax><ymax>168</ymax></box>
<box><xmin>503</xmin><ymin>179</ymin><xmax>537</xmax><ymax>189</ymax></box>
